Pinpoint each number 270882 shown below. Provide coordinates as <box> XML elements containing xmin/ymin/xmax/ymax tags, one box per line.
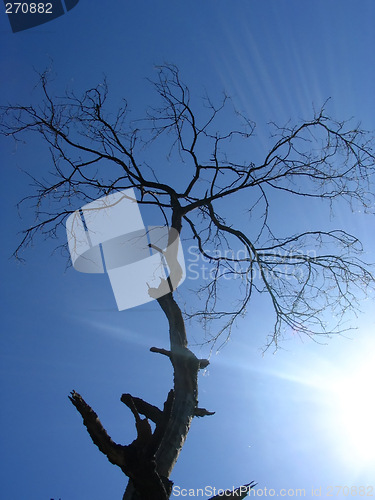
<box><xmin>5</xmin><ymin>3</ymin><xmax>52</xmax><ymax>14</ymax></box>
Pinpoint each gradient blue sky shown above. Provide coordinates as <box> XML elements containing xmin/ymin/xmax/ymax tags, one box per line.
<box><xmin>1</xmin><ymin>1</ymin><xmax>375</xmax><ymax>499</ymax></box>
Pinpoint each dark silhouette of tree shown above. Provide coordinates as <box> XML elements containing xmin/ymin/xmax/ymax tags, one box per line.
<box><xmin>1</xmin><ymin>64</ymin><xmax>374</xmax><ymax>499</ymax></box>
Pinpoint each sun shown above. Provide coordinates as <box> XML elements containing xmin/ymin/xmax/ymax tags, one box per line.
<box><xmin>331</xmin><ymin>355</ymin><xmax>375</xmax><ymax>464</ymax></box>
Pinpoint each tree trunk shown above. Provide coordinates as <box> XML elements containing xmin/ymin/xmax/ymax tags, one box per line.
<box><xmin>121</xmin><ymin>291</ymin><xmax>202</xmax><ymax>499</ymax></box>
<box><xmin>70</xmin><ymin>289</ymin><xmax>208</xmax><ymax>500</ymax></box>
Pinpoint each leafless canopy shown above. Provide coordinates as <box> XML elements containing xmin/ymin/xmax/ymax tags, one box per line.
<box><xmin>1</xmin><ymin>63</ymin><xmax>375</xmax><ymax>349</ymax></box>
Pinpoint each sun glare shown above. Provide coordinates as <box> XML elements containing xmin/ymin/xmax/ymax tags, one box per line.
<box><xmin>331</xmin><ymin>357</ymin><xmax>375</xmax><ymax>464</ymax></box>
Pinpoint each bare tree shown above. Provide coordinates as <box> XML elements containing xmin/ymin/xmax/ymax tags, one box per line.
<box><xmin>1</xmin><ymin>64</ymin><xmax>374</xmax><ymax>499</ymax></box>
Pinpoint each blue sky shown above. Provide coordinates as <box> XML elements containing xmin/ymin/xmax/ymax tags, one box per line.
<box><xmin>1</xmin><ymin>1</ymin><xmax>375</xmax><ymax>499</ymax></box>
